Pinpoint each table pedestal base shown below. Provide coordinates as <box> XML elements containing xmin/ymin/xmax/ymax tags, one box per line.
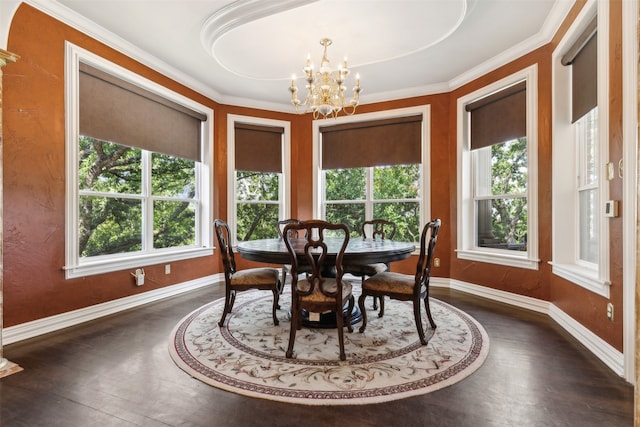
<box><xmin>300</xmin><ymin>303</ymin><xmax>362</xmax><ymax>329</ymax></box>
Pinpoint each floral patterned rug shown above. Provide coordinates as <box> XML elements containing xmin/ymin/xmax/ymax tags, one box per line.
<box><xmin>169</xmin><ymin>286</ymin><xmax>489</xmax><ymax>405</ymax></box>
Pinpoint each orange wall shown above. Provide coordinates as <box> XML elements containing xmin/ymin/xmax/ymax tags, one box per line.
<box><xmin>547</xmin><ymin>0</ymin><xmax>625</xmax><ymax>350</ymax></box>
<box><xmin>3</xmin><ymin>2</ymin><xmax>625</xmax><ymax>351</ymax></box>
<box><xmin>3</xmin><ymin>5</ymin><xmax>224</xmax><ymax>326</ymax></box>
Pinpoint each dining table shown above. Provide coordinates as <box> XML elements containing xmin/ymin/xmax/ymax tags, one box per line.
<box><xmin>236</xmin><ymin>237</ymin><xmax>416</xmax><ymax>327</ymax></box>
<box><xmin>236</xmin><ymin>237</ymin><xmax>415</xmax><ymax>265</ymax></box>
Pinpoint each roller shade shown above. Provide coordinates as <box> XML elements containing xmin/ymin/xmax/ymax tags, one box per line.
<box><xmin>320</xmin><ymin>114</ymin><xmax>422</xmax><ymax>169</ymax></box>
<box><xmin>561</xmin><ymin>17</ymin><xmax>597</xmax><ymax>123</ymax></box>
<box><xmin>465</xmin><ymin>81</ymin><xmax>526</xmax><ymax>150</ymax></box>
<box><xmin>234</xmin><ymin>123</ymin><xmax>283</xmax><ymax>173</ymax></box>
<box><xmin>79</xmin><ymin>62</ymin><xmax>206</xmax><ymax>162</ymax></box>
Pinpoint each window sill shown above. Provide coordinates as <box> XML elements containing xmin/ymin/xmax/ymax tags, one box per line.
<box><xmin>549</xmin><ymin>262</ymin><xmax>610</xmax><ymax>298</ymax></box>
<box><xmin>456</xmin><ymin>249</ymin><xmax>540</xmax><ymax>270</ymax></box>
<box><xmin>64</xmin><ymin>247</ymin><xmax>214</xmax><ymax>279</ymax></box>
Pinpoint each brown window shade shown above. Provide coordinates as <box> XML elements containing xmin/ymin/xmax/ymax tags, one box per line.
<box><xmin>561</xmin><ymin>17</ymin><xmax>597</xmax><ymax>123</ymax></box>
<box><xmin>234</xmin><ymin>123</ymin><xmax>283</xmax><ymax>173</ymax></box>
<box><xmin>320</xmin><ymin>114</ymin><xmax>422</xmax><ymax>170</ymax></box>
<box><xmin>79</xmin><ymin>62</ymin><xmax>206</xmax><ymax>162</ymax></box>
<box><xmin>465</xmin><ymin>81</ymin><xmax>527</xmax><ymax>150</ymax></box>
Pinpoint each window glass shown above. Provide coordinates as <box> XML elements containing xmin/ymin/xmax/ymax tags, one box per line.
<box><xmin>576</xmin><ymin>107</ymin><xmax>599</xmax><ymax>264</ymax></box>
<box><xmin>323</xmin><ymin>164</ymin><xmax>421</xmax><ymax>242</ymax></box>
<box><xmin>473</xmin><ymin>138</ymin><xmax>528</xmax><ymax>251</ymax></box>
<box><xmin>79</xmin><ymin>195</ymin><xmax>142</xmax><ymax>257</ymax></box>
<box><xmin>152</xmin><ymin>153</ymin><xmax>196</xmax><ymax>198</ymax></box>
<box><xmin>79</xmin><ymin>137</ymin><xmax>141</xmax><ymax>193</ymax></box>
<box><xmin>235</xmin><ymin>171</ymin><xmax>281</xmax><ymax>240</ymax></box>
<box><xmin>78</xmin><ymin>136</ymin><xmax>198</xmax><ymax>258</ymax></box>
<box><xmin>153</xmin><ymin>200</ymin><xmax>196</xmax><ymax>249</ymax></box>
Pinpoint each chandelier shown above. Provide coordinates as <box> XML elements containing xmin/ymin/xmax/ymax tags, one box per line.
<box><xmin>289</xmin><ymin>38</ymin><xmax>361</xmax><ymax>119</ymax></box>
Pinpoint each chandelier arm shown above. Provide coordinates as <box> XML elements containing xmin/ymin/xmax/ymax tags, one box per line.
<box><xmin>289</xmin><ymin>37</ymin><xmax>360</xmax><ymax>118</ymax></box>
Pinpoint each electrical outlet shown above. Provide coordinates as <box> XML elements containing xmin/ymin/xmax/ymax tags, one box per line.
<box><xmin>433</xmin><ymin>257</ymin><xmax>440</xmax><ymax>267</ymax></box>
<box><xmin>165</xmin><ymin>264</ymin><xmax>171</xmax><ymax>275</ymax></box>
<box><xmin>135</xmin><ymin>268</ymin><xmax>145</xmax><ymax>286</ymax></box>
<box><xmin>606</xmin><ymin>303</ymin><xmax>614</xmax><ymax>321</ymax></box>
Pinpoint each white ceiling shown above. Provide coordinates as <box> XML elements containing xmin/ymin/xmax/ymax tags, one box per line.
<box><xmin>48</xmin><ymin>0</ymin><xmax>573</xmax><ymax>112</ymax></box>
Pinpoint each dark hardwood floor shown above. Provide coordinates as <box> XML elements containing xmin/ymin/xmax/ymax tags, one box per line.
<box><xmin>1</xmin><ymin>284</ymin><xmax>633</xmax><ymax>426</ymax></box>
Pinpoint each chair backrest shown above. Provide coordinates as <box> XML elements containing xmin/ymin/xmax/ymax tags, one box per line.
<box><xmin>214</xmin><ymin>219</ymin><xmax>236</xmax><ymax>278</ymax></box>
<box><xmin>282</xmin><ymin>219</ymin><xmax>349</xmax><ymax>298</ymax></box>
<box><xmin>277</xmin><ymin>219</ymin><xmax>301</xmax><ymax>239</ymax></box>
<box><xmin>362</xmin><ymin>219</ymin><xmax>396</xmax><ymax>240</ymax></box>
<box><xmin>414</xmin><ymin>219</ymin><xmax>441</xmax><ymax>293</ymax></box>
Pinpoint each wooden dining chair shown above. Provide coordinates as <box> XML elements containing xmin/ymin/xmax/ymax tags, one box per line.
<box><xmin>282</xmin><ymin>219</ymin><xmax>354</xmax><ymax>361</ymax></box>
<box><xmin>214</xmin><ymin>219</ymin><xmax>281</xmax><ymax>327</ymax></box>
<box><xmin>277</xmin><ymin>219</ymin><xmax>305</xmax><ymax>285</ymax></box>
<box><xmin>343</xmin><ymin>219</ymin><xmax>397</xmax><ymax>312</ymax></box>
<box><xmin>358</xmin><ymin>219</ymin><xmax>441</xmax><ymax>345</ymax></box>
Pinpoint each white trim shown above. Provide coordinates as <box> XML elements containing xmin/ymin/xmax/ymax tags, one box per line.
<box><xmin>448</xmin><ymin>278</ymin><xmax>549</xmax><ymax>314</ymax></box>
<box><xmin>549</xmin><ymin>304</ymin><xmax>624</xmax><ymax>377</ymax></box>
<box><xmin>621</xmin><ymin>0</ymin><xmax>637</xmax><ymax>384</ymax></box>
<box><xmin>3</xmin><ymin>273</ymin><xmax>626</xmax><ymax>379</ymax></box>
<box><xmin>456</xmin><ymin>249</ymin><xmax>540</xmax><ymax>270</ymax></box>
<box><xmin>226</xmin><ymin>114</ymin><xmax>291</xmax><ymax>245</ymax></box>
<box><xmin>311</xmin><ymin>105</ymin><xmax>431</xmax><ymax>227</ymax></box>
<box><xmin>550</xmin><ymin>261</ymin><xmax>610</xmax><ymax>298</ymax></box>
<box><xmin>64</xmin><ymin>43</ymin><xmax>214</xmax><ymax>279</ymax></box>
<box><xmin>0</xmin><ymin>0</ymin><xmax>21</xmax><ymax>50</ymax></box>
<box><xmin>446</xmin><ymin>278</ymin><xmax>624</xmax><ymax>377</ymax></box>
<box><xmin>551</xmin><ymin>0</ymin><xmax>611</xmax><ymax>296</ymax></box>
<box><xmin>21</xmin><ymin>0</ymin><xmax>224</xmax><ymax>103</ymax></box>
<box><xmin>456</xmin><ymin>65</ymin><xmax>539</xmax><ymax>269</ymax></box>
<box><xmin>3</xmin><ymin>274</ymin><xmax>223</xmax><ymax>345</ymax></box>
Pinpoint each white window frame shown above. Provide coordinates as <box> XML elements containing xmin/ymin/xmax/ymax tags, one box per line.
<box><xmin>64</xmin><ymin>43</ymin><xmax>214</xmax><ymax>279</ymax></box>
<box><xmin>551</xmin><ymin>0</ymin><xmax>610</xmax><ymax>297</ymax></box>
<box><xmin>227</xmin><ymin>114</ymin><xmax>291</xmax><ymax>245</ymax></box>
<box><xmin>456</xmin><ymin>65</ymin><xmax>539</xmax><ymax>270</ymax></box>
<box><xmin>312</xmin><ymin>105</ymin><xmax>431</xmax><ymax>233</ymax></box>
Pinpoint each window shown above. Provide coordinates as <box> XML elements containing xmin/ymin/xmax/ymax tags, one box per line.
<box><xmin>314</xmin><ymin>106</ymin><xmax>430</xmax><ymax>241</ymax></box>
<box><xmin>457</xmin><ymin>66</ymin><xmax>539</xmax><ymax>269</ymax></box>
<box><xmin>65</xmin><ymin>44</ymin><xmax>213</xmax><ymax>278</ymax></box>
<box><xmin>577</xmin><ymin>108</ymin><xmax>599</xmax><ymax>265</ymax></box>
<box><xmin>227</xmin><ymin>115</ymin><xmax>290</xmax><ymax>244</ymax></box>
<box><xmin>551</xmin><ymin>2</ymin><xmax>610</xmax><ymax>296</ymax></box>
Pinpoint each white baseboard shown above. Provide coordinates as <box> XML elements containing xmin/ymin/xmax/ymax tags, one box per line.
<box><xmin>3</xmin><ymin>273</ymin><xmax>224</xmax><ymax>345</ymax></box>
<box><xmin>549</xmin><ymin>304</ymin><xmax>624</xmax><ymax>376</ymax></box>
<box><xmin>3</xmin><ymin>273</ymin><xmax>625</xmax><ymax>378</ymax></box>
<box><xmin>434</xmin><ymin>277</ymin><xmax>624</xmax><ymax>377</ymax></box>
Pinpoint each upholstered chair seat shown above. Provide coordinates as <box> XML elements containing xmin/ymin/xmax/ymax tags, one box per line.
<box><xmin>231</xmin><ymin>268</ymin><xmax>281</xmax><ymax>286</ymax></box>
<box><xmin>358</xmin><ymin>219</ymin><xmax>441</xmax><ymax>345</ymax></box>
<box><xmin>214</xmin><ymin>219</ymin><xmax>281</xmax><ymax>328</ymax></box>
<box><xmin>283</xmin><ymin>219</ymin><xmax>354</xmax><ymax>361</ymax></box>
<box><xmin>296</xmin><ymin>279</ymin><xmax>353</xmax><ymax>303</ymax></box>
<box><xmin>361</xmin><ymin>271</ymin><xmax>418</xmax><ymax>295</ymax></box>
<box><xmin>343</xmin><ymin>219</ymin><xmax>397</xmax><ymax>312</ymax></box>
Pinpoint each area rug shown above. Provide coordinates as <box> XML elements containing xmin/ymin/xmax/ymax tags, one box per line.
<box><xmin>169</xmin><ymin>286</ymin><xmax>489</xmax><ymax>405</ymax></box>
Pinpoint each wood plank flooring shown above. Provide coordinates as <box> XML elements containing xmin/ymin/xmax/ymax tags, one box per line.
<box><xmin>1</xmin><ymin>284</ymin><xmax>633</xmax><ymax>426</ymax></box>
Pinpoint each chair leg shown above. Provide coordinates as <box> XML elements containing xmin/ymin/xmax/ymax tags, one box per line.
<box><xmin>378</xmin><ymin>296</ymin><xmax>385</xmax><ymax>318</ymax></box>
<box><xmin>218</xmin><ymin>288</ymin><xmax>234</xmax><ymax>327</ymax></box>
<box><xmin>346</xmin><ymin>295</ymin><xmax>354</xmax><ymax>333</ymax></box>
<box><xmin>424</xmin><ymin>295</ymin><xmax>437</xmax><ymax>329</ymax></box>
<box><xmin>413</xmin><ymin>298</ymin><xmax>428</xmax><ymax>345</ymax></box>
<box><xmin>286</xmin><ymin>303</ymin><xmax>298</xmax><ymax>358</ymax></box>
<box><xmin>357</xmin><ymin>294</ymin><xmax>368</xmax><ymax>333</ymax></box>
<box><xmin>336</xmin><ymin>305</ymin><xmax>346</xmax><ymax>361</ymax></box>
<box><xmin>361</xmin><ymin>277</ymin><xmax>377</xmax><ymax>310</ymax></box>
<box><xmin>271</xmin><ymin>288</ymin><xmax>280</xmax><ymax>326</ymax></box>
<box><xmin>275</xmin><ymin>278</ymin><xmax>283</xmax><ymax>310</ymax></box>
